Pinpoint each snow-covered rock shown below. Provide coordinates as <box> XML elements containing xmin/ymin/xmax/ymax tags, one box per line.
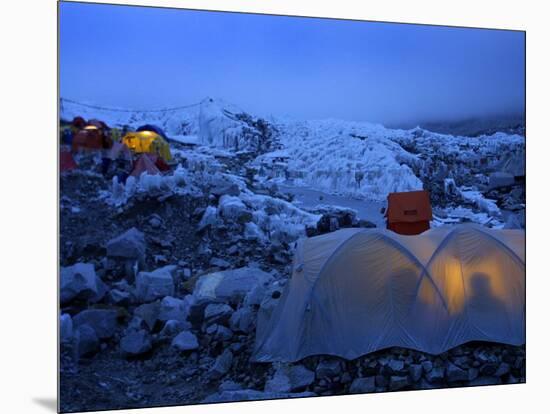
<box><xmin>194</xmin><ymin>266</ymin><xmax>273</xmax><ymax>303</ymax></box>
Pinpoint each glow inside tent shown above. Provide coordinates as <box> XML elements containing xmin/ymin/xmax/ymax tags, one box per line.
<box><xmin>253</xmin><ymin>225</ymin><xmax>525</xmax><ymax>362</ymax></box>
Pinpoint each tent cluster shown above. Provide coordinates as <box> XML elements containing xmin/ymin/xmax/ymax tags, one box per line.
<box><xmin>253</xmin><ymin>225</ymin><xmax>525</xmax><ymax>362</ymax></box>
<box><xmin>60</xmin><ymin>116</ymin><xmax>172</xmax><ymax>177</ymax></box>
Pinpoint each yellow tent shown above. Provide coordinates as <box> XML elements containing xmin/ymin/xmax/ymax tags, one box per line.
<box><xmin>121</xmin><ymin>131</ymin><xmax>172</xmax><ymax>161</ymax></box>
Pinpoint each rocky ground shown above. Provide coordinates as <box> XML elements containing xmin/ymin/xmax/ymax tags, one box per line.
<box><xmin>59</xmin><ymin>145</ymin><xmax>525</xmax><ymax>413</ymax></box>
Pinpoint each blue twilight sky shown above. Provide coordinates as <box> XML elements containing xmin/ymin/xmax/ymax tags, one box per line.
<box><xmin>59</xmin><ymin>1</ymin><xmax>525</xmax><ymax>125</ymax></box>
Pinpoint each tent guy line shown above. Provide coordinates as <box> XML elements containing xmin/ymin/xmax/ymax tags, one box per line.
<box><xmin>60</xmin><ymin>97</ymin><xmax>203</xmax><ymax>113</ymax></box>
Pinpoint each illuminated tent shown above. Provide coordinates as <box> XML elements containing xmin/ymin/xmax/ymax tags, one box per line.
<box><xmin>136</xmin><ymin>124</ymin><xmax>168</xmax><ymax>140</ymax></box>
<box><xmin>122</xmin><ymin>131</ymin><xmax>172</xmax><ymax>161</ymax></box>
<box><xmin>253</xmin><ymin>225</ymin><xmax>525</xmax><ymax>362</ymax></box>
<box><xmin>72</xmin><ymin>126</ymin><xmax>110</xmax><ymax>151</ymax></box>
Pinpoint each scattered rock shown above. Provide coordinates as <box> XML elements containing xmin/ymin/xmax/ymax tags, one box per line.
<box><xmin>60</xmin><ymin>314</ymin><xmax>73</xmax><ymax>343</ymax></box>
<box><xmin>494</xmin><ymin>362</ymin><xmax>511</xmax><ymax>377</ymax></box>
<box><xmin>266</xmin><ymin>365</ymin><xmax>315</xmax><ymax>393</ymax></box>
<box><xmin>210</xmin><ymin>257</ymin><xmax>231</xmax><ymax>269</ymax></box>
<box><xmin>75</xmin><ymin>324</ymin><xmax>99</xmax><ymax>357</ymax></box>
<box><xmin>409</xmin><ymin>364</ymin><xmax>423</xmax><ymax>382</ymax></box>
<box><xmin>204</xmin><ymin>303</ymin><xmax>233</xmax><ymax>325</ymax></box>
<box><xmin>72</xmin><ymin>309</ymin><xmax>118</xmax><ymax>339</ymax></box>
<box><xmin>316</xmin><ymin>359</ymin><xmax>341</xmax><ymax>379</ymax></box>
<box><xmin>158</xmin><ymin>295</ymin><xmax>193</xmax><ymax>322</ymax></box>
<box><xmin>134</xmin><ymin>301</ymin><xmax>160</xmax><ymax>330</ymax></box>
<box><xmin>387</xmin><ymin>359</ymin><xmax>405</xmax><ymax>374</ymax></box>
<box><xmin>210</xmin><ymin>349</ymin><xmax>233</xmax><ymax>379</ymax></box>
<box><xmin>159</xmin><ymin>320</ymin><xmax>189</xmax><ymax>338</ymax></box>
<box><xmin>349</xmin><ymin>376</ymin><xmax>376</xmax><ymax>393</ymax></box>
<box><xmin>171</xmin><ymin>331</ymin><xmax>199</xmax><ymax>352</ymax></box>
<box><xmin>446</xmin><ymin>363</ymin><xmax>469</xmax><ymax>382</ymax></box>
<box><xmin>389</xmin><ymin>375</ymin><xmax>409</xmax><ymax>391</ymax></box>
<box><xmin>425</xmin><ymin>366</ymin><xmax>445</xmax><ymax>383</ymax></box>
<box><xmin>229</xmin><ymin>306</ymin><xmax>256</xmax><ymax>333</ymax></box>
<box><xmin>120</xmin><ymin>330</ymin><xmax>152</xmax><ymax>356</ymax></box>
<box><xmin>106</xmin><ymin>227</ymin><xmax>146</xmax><ymax>260</ymax></box>
<box><xmin>105</xmin><ymin>289</ymin><xmax>131</xmax><ymax>306</ymax></box>
<box><xmin>135</xmin><ymin>266</ymin><xmax>176</xmax><ymax>302</ymax></box>
<box><xmin>60</xmin><ymin>262</ymin><xmax>106</xmax><ymax>304</ymax></box>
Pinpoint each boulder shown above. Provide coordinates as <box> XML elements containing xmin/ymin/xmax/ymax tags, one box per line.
<box><xmin>421</xmin><ymin>360</ymin><xmax>433</xmax><ymax>373</ymax></box>
<box><xmin>106</xmin><ymin>289</ymin><xmax>131</xmax><ymax>306</ymax></box>
<box><xmin>446</xmin><ymin>363</ymin><xmax>469</xmax><ymax>382</ymax></box>
<box><xmin>425</xmin><ymin>366</ymin><xmax>445</xmax><ymax>383</ymax></box>
<box><xmin>204</xmin><ymin>303</ymin><xmax>233</xmax><ymax>325</ymax></box>
<box><xmin>73</xmin><ymin>309</ymin><xmax>118</xmax><ymax>339</ymax></box>
<box><xmin>60</xmin><ymin>262</ymin><xmax>106</xmax><ymax>304</ymax></box>
<box><xmin>387</xmin><ymin>359</ymin><xmax>405</xmax><ymax>374</ymax></box>
<box><xmin>198</xmin><ymin>206</ymin><xmax>222</xmax><ymax>230</ymax></box>
<box><xmin>210</xmin><ymin>349</ymin><xmax>233</xmax><ymax>379</ymax></box>
<box><xmin>158</xmin><ymin>295</ymin><xmax>194</xmax><ymax>323</ymax></box>
<box><xmin>409</xmin><ymin>364</ymin><xmax>423</xmax><ymax>382</ymax></box>
<box><xmin>75</xmin><ymin>324</ymin><xmax>99</xmax><ymax>357</ymax></box>
<box><xmin>389</xmin><ymin>375</ymin><xmax>410</xmax><ymax>391</ymax></box>
<box><xmin>265</xmin><ymin>365</ymin><xmax>315</xmax><ymax>393</ymax></box>
<box><xmin>349</xmin><ymin>377</ymin><xmax>376</xmax><ymax>394</ymax></box>
<box><xmin>171</xmin><ymin>331</ymin><xmax>199</xmax><ymax>352</ymax></box>
<box><xmin>134</xmin><ymin>301</ymin><xmax>160</xmax><ymax>330</ymax></box>
<box><xmin>135</xmin><ymin>266</ymin><xmax>176</xmax><ymax>302</ymax></box>
<box><xmin>494</xmin><ymin>362</ymin><xmax>511</xmax><ymax>377</ymax></box>
<box><xmin>106</xmin><ymin>227</ymin><xmax>146</xmax><ymax>260</ymax></box>
<box><xmin>159</xmin><ymin>320</ymin><xmax>189</xmax><ymax>338</ymax></box>
<box><xmin>212</xmin><ymin>325</ymin><xmax>234</xmax><ymax>342</ymax></box>
<box><xmin>120</xmin><ymin>330</ymin><xmax>152</xmax><ymax>356</ymax></box>
<box><xmin>194</xmin><ymin>266</ymin><xmax>273</xmax><ymax>303</ymax></box>
<box><xmin>60</xmin><ymin>314</ymin><xmax>73</xmax><ymax>343</ymax></box>
<box><xmin>229</xmin><ymin>306</ymin><xmax>256</xmax><ymax>333</ymax></box>
<box><xmin>218</xmin><ymin>195</ymin><xmax>251</xmax><ymax>222</ymax></box>
<box><xmin>218</xmin><ymin>380</ymin><xmax>243</xmax><ymax>392</ymax></box>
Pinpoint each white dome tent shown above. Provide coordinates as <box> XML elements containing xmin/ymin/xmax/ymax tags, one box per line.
<box><xmin>253</xmin><ymin>225</ymin><xmax>525</xmax><ymax>362</ymax></box>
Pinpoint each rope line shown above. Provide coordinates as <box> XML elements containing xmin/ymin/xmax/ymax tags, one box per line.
<box><xmin>60</xmin><ymin>97</ymin><xmax>202</xmax><ymax>113</ymax></box>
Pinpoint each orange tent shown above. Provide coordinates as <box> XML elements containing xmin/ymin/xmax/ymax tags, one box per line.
<box><xmin>72</xmin><ymin>125</ymin><xmax>113</xmax><ymax>151</ymax></box>
<box><xmin>386</xmin><ymin>190</ymin><xmax>432</xmax><ymax>235</ymax></box>
<box><xmin>130</xmin><ymin>153</ymin><xmax>161</xmax><ymax>177</ymax></box>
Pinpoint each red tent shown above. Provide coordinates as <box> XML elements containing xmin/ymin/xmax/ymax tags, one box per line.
<box><xmin>144</xmin><ymin>153</ymin><xmax>171</xmax><ymax>172</ymax></box>
<box><xmin>130</xmin><ymin>154</ymin><xmax>161</xmax><ymax>177</ymax></box>
<box><xmin>60</xmin><ymin>149</ymin><xmax>77</xmax><ymax>172</ymax></box>
<box><xmin>71</xmin><ymin>116</ymin><xmax>86</xmax><ymax>130</ymax></box>
<box><xmin>386</xmin><ymin>190</ymin><xmax>432</xmax><ymax>235</ymax></box>
<box><xmin>72</xmin><ymin>128</ymin><xmax>104</xmax><ymax>151</ymax></box>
